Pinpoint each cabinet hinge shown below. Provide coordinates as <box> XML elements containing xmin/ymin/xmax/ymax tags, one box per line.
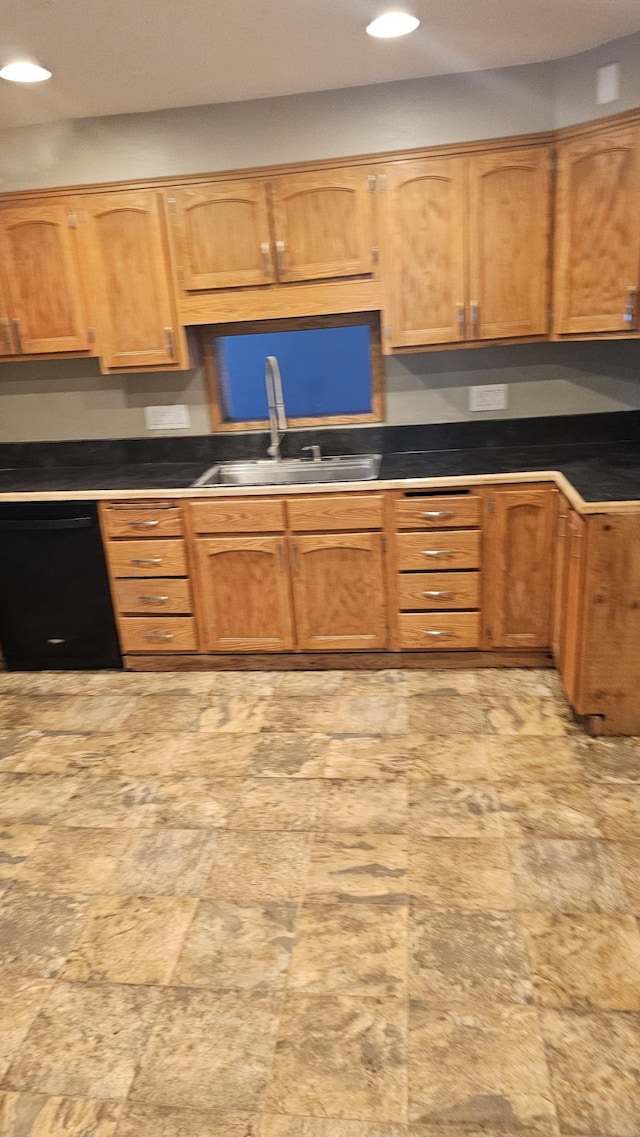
<box><xmin>487</xmin><ymin>499</ymin><xmax>495</xmax><ymax>515</ymax></box>
<box><xmin>167</xmin><ymin>196</ymin><xmax>177</xmax><ymax>213</ymax></box>
<box><xmin>384</xmin><ymin>323</ymin><xmax>392</xmax><ymax>341</ymax></box>
<box><xmin>87</xmin><ymin>326</ymin><xmax>96</xmax><ymax>345</ymax></box>
<box><xmin>371</xmin><ymin>246</ymin><xmax>379</xmax><ymax>265</ymax></box>
<box><xmin>377</xmin><ymin>173</ymin><xmax>387</xmax><ymax>193</ymax></box>
<box><xmin>67</xmin><ymin>212</ymin><xmax>77</xmax><ymax>229</ymax></box>
<box><xmin>367</xmin><ymin>174</ymin><xmax>376</xmax><ymax>193</ymax></box>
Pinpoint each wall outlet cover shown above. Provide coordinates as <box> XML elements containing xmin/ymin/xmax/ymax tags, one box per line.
<box><xmin>597</xmin><ymin>62</ymin><xmax>620</xmax><ymax>104</ymax></box>
<box><xmin>144</xmin><ymin>404</ymin><xmax>191</xmax><ymax>430</ymax></box>
<box><xmin>469</xmin><ymin>384</ymin><xmax>509</xmax><ymax>412</ymax></box>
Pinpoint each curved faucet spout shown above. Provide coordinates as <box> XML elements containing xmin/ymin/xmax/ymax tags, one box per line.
<box><xmin>265</xmin><ymin>355</ymin><xmax>288</xmax><ymax>461</ymax></box>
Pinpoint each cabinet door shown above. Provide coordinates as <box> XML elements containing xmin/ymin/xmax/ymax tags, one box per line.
<box><xmin>484</xmin><ymin>487</ymin><xmax>555</xmax><ymax>649</ymax></box>
<box><xmin>554</xmin><ymin>126</ymin><xmax>640</xmax><ymax>335</ymax></box>
<box><xmin>561</xmin><ymin>511</ymin><xmax>587</xmax><ymax>707</ymax></box>
<box><xmin>383</xmin><ymin>157</ymin><xmax>466</xmax><ymax>347</ymax></box>
<box><xmin>0</xmin><ymin>200</ymin><xmax>90</xmax><ymax>354</ymax></box>
<box><xmin>194</xmin><ymin>536</ymin><xmax>294</xmax><ymax>652</ymax></box>
<box><xmin>79</xmin><ymin>190</ymin><xmax>180</xmax><ymax>370</ymax></box>
<box><xmin>290</xmin><ymin>532</ymin><xmax>387</xmax><ymax>650</ymax></box>
<box><xmin>468</xmin><ymin>147</ymin><xmax>551</xmax><ymax>339</ymax></box>
<box><xmin>551</xmin><ymin>497</ymin><xmax>570</xmax><ymax>668</ymax></box>
<box><xmin>0</xmin><ymin>274</ymin><xmax>15</xmax><ymax>356</ymax></box>
<box><xmin>170</xmin><ymin>181</ymin><xmax>275</xmax><ymax>290</ymax></box>
<box><xmin>270</xmin><ymin>167</ymin><xmax>376</xmax><ymax>283</ymax></box>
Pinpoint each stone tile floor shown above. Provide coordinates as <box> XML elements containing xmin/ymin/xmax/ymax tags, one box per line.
<box><xmin>0</xmin><ymin>667</ymin><xmax>639</xmax><ymax>1136</ymax></box>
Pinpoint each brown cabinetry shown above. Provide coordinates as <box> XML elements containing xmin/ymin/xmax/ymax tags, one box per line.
<box><xmin>193</xmin><ymin>535</ymin><xmax>294</xmax><ymax>652</ymax></box>
<box><xmin>290</xmin><ymin>532</ymin><xmax>387</xmax><ymax>651</ymax></box>
<box><xmin>483</xmin><ymin>486</ymin><xmax>555</xmax><ymax>649</ymax></box>
<box><xmin>559</xmin><ymin>509</ymin><xmax>586</xmax><ymax>705</ymax></box>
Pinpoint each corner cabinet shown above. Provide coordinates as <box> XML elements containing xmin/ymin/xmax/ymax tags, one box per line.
<box><xmin>76</xmin><ymin>190</ymin><xmax>187</xmax><ymax>372</ymax></box>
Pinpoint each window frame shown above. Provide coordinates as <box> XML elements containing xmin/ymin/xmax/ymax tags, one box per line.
<box><xmin>201</xmin><ymin>312</ymin><xmax>384</xmax><ymax>432</ymax></box>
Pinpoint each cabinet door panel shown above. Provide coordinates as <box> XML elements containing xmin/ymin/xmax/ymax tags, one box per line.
<box><xmin>0</xmin><ymin>200</ymin><xmax>90</xmax><ymax>353</ymax></box>
<box><xmin>172</xmin><ymin>181</ymin><xmax>274</xmax><ymax>290</ymax></box>
<box><xmin>554</xmin><ymin>126</ymin><xmax>640</xmax><ymax>334</ymax></box>
<box><xmin>483</xmin><ymin>487</ymin><xmax>555</xmax><ymax>649</ymax></box>
<box><xmin>561</xmin><ymin>510</ymin><xmax>587</xmax><ymax>706</ymax></box>
<box><xmin>194</xmin><ymin>536</ymin><xmax>294</xmax><ymax>652</ymax></box>
<box><xmin>383</xmin><ymin>157</ymin><xmax>466</xmax><ymax>347</ymax></box>
<box><xmin>291</xmin><ymin>533</ymin><xmax>387</xmax><ymax>651</ymax></box>
<box><xmin>551</xmin><ymin>497</ymin><xmax>570</xmax><ymax>668</ymax></box>
<box><xmin>270</xmin><ymin>168</ymin><xmax>375</xmax><ymax>283</ymax></box>
<box><xmin>0</xmin><ymin>276</ymin><xmax>14</xmax><ymax>356</ymax></box>
<box><xmin>80</xmin><ymin>190</ymin><xmax>179</xmax><ymax>370</ymax></box>
<box><xmin>468</xmin><ymin>147</ymin><xmax>551</xmax><ymax>339</ymax></box>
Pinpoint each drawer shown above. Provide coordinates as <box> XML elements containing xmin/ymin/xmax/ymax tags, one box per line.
<box><xmin>114</xmin><ymin>578</ymin><xmax>193</xmax><ymax>615</ymax></box>
<box><xmin>190</xmin><ymin>498</ymin><xmax>285</xmax><ymax>534</ymax></box>
<box><xmin>119</xmin><ymin>616</ymin><xmax>198</xmax><ymax>653</ymax></box>
<box><xmin>398</xmin><ymin>611</ymin><xmax>481</xmax><ymax>650</ymax></box>
<box><xmin>396</xmin><ymin>530</ymin><xmax>481</xmax><ymax>571</ymax></box>
<box><xmin>397</xmin><ymin>571</ymin><xmax>480</xmax><ymax>611</ymax></box>
<box><xmin>108</xmin><ymin>539</ymin><xmax>188</xmax><ymax>577</ymax></box>
<box><xmin>395</xmin><ymin>495</ymin><xmax>481</xmax><ymax>530</ymax></box>
<box><xmin>102</xmin><ymin>502</ymin><xmax>183</xmax><ymax>538</ymax></box>
<box><xmin>287</xmin><ymin>494</ymin><xmax>384</xmax><ymax>531</ymax></box>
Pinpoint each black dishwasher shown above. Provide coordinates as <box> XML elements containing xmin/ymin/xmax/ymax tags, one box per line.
<box><xmin>0</xmin><ymin>501</ymin><xmax>122</xmax><ymax>670</ymax></box>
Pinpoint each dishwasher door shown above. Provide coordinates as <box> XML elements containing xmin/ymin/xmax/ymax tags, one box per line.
<box><xmin>0</xmin><ymin>501</ymin><xmax>122</xmax><ymax>670</ymax></box>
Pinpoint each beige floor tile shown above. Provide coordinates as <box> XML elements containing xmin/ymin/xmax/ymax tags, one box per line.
<box><xmin>12</xmin><ymin>827</ymin><xmax>132</xmax><ymax>893</ymax></box>
<box><xmin>486</xmin><ymin>737</ymin><xmax>583</xmax><ymax>783</ymax></box>
<box><xmin>321</xmin><ymin>780</ymin><xmax>408</xmax><ymax>832</ymax></box>
<box><xmin>0</xmin><ymin>1093</ymin><xmax>123</xmax><ymax>1137</ymax></box>
<box><xmin>58</xmin><ymin>776</ymin><xmax>168</xmax><ymax>828</ymax></box>
<box><xmin>198</xmin><ymin>697</ymin><xmax>267</xmax><ymax>734</ymax></box>
<box><xmin>258</xmin><ymin>1120</ymin><xmax>406</xmax><ymax>1137</ymax></box>
<box><xmin>109</xmin><ymin>830</ymin><xmax>218</xmax><ymax>896</ymax></box>
<box><xmin>227</xmin><ymin>779</ymin><xmax>321</xmax><ymax>830</ymax></box>
<box><xmin>541</xmin><ymin>1007</ymin><xmax>640</xmax><ymax>1136</ymax></box>
<box><xmin>408</xmin><ymin>696</ymin><xmax>487</xmax><ymax>736</ymax></box>
<box><xmin>409</xmin><ymin>909</ymin><xmax>533</xmax><ymax>1006</ymax></box>
<box><xmin>336</xmin><ymin>671</ymin><xmax>408</xmax><ymax>697</ymax></box>
<box><xmin>203</xmin><ymin>831</ymin><xmax>312</xmax><ymax>903</ymax></box>
<box><xmin>270</xmin><ymin>672</ymin><xmax>344</xmax><ymax>696</ymax></box>
<box><xmin>496</xmin><ymin>783</ymin><xmax>601</xmax><ymax>839</ymax></box>
<box><xmin>289</xmin><ymin>902</ymin><xmax>407</xmax><ymax>996</ymax></box>
<box><xmin>0</xmin><ymin>979</ymin><xmax>54</xmax><ymax>1082</ymax></box>
<box><xmin>589</xmin><ymin>784</ymin><xmax>640</xmax><ymax>840</ymax></box>
<box><xmin>522</xmin><ymin>911</ymin><xmax>640</xmax><ymax>1010</ymax></box>
<box><xmin>406</xmin><ymin>670</ymin><xmax>480</xmax><ymax>696</ymax></box>
<box><xmin>408</xmin><ymin>736</ymin><xmax>491</xmax><ymax>782</ymax></box>
<box><xmin>170</xmin><ymin>734</ymin><xmax>257</xmax><ymax>777</ymax></box>
<box><xmin>608</xmin><ymin>841</ymin><xmax>640</xmax><ymax>913</ymax></box>
<box><xmin>305</xmin><ymin>834</ymin><xmax>407</xmax><ymax>904</ymax></box>
<box><xmin>60</xmin><ymin>895</ymin><xmax>196</xmax><ymax>985</ymax></box>
<box><xmin>3</xmin><ymin>981</ymin><xmax>160</xmax><ymax>1099</ymax></box>
<box><xmin>0</xmin><ymin>730</ymin><xmax>33</xmax><ymax>771</ymax></box>
<box><xmin>0</xmin><ymin>826</ymin><xmax>45</xmax><ymax>888</ymax></box>
<box><xmin>121</xmin><ymin>697</ymin><xmax>203</xmax><ymax>733</ymax></box>
<box><xmin>484</xmin><ymin>698</ymin><xmax>573</xmax><ymax>737</ymax></box>
<box><xmin>575</xmin><ymin>736</ymin><xmax>640</xmax><ymax>784</ymax></box>
<box><xmin>0</xmin><ymin>891</ymin><xmax>90</xmax><ymax>979</ymax></box>
<box><xmin>410</xmin><ymin>838</ymin><xmax>515</xmax><ymax>910</ymax></box>
<box><xmin>409</xmin><ymin>784</ymin><xmax>504</xmax><ymax>838</ymax></box>
<box><xmin>7</xmin><ymin>733</ymin><xmax>179</xmax><ymax>777</ymax></box>
<box><xmin>245</xmin><ymin>733</ymin><xmax>328</xmax><ymax>778</ymax></box>
<box><xmin>130</xmin><ymin>989</ymin><xmax>281</xmax><ymax>1111</ymax></box>
<box><xmin>324</xmin><ymin>736</ymin><xmax>418</xmax><ymax>780</ymax></box>
<box><xmin>172</xmin><ymin>899</ymin><xmax>295</xmax><ymax>990</ymax></box>
<box><xmin>511</xmin><ymin>839</ymin><xmax>627</xmax><ymax>913</ymax></box>
<box><xmin>264</xmin><ymin>993</ymin><xmax>407</xmax><ymax>1122</ymax></box>
<box><xmin>116</xmin><ymin>1103</ymin><xmax>256</xmax><ymax>1137</ymax></box>
<box><xmin>261</xmin><ymin>695</ymin><xmax>408</xmax><ymax>736</ymax></box>
<box><xmin>145</xmin><ymin>777</ymin><xmax>241</xmax><ymax>828</ymax></box>
<box><xmin>408</xmin><ymin>1002</ymin><xmax>556</xmax><ymax>1130</ymax></box>
<box><xmin>476</xmin><ymin>668</ymin><xmax>563</xmax><ymax>699</ymax></box>
<box><xmin>12</xmin><ymin>696</ymin><xmax>137</xmax><ymax>733</ymax></box>
<box><xmin>0</xmin><ymin>775</ymin><xmax>84</xmax><ymax>824</ymax></box>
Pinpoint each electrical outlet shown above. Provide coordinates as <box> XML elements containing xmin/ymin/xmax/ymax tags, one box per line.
<box><xmin>144</xmin><ymin>404</ymin><xmax>191</xmax><ymax>430</ymax></box>
<box><xmin>597</xmin><ymin>63</ymin><xmax>620</xmax><ymax>104</ymax></box>
<box><xmin>469</xmin><ymin>384</ymin><xmax>508</xmax><ymax>412</ymax></box>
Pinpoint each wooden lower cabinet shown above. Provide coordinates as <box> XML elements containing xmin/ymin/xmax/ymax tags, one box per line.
<box><xmin>483</xmin><ymin>486</ymin><xmax>555</xmax><ymax>649</ymax></box>
<box><xmin>290</xmin><ymin>532</ymin><xmax>387</xmax><ymax>650</ymax></box>
<box><xmin>193</xmin><ymin>535</ymin><xmax>294</xmax><ymax>652</ymax></box>
<box><xmin>559</xmin><ymin>510</ymin><xmax>586</xmax><ymax>706</ymax></box>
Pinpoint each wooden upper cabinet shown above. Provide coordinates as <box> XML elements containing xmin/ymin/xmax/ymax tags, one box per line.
<box><xmin>0</xmin><ymin>199</ymin><xmax>90</xmax><ymax>354</ymax></box>
<box><xmin>554</xmin><ymin>125</ymin><xmax>640</xmax><ymax>335</ymax></box>
<box><xmin>270</xmin><ymin>167</ymin><xmax>376</xmax><ymax>283</ymax></box>
<box><xmin>78</xmin><ymin>190</ymin><xmax>182</xmax><ymax>371</ymax></box>
<box><xmin>290</xmin><ymin>532</ymin><xmax>388</xmax><ymax>651</ymax></box>
<box><xmin>0</xmin><ymin>274</ymin><xmax>14</xmax><ymax>356</ymax></box>
<box><xmin>193</xmin><ymin>535</ymin><xmax>294</xmax><ymax>652</ymax></box>
<box><xmin>170</xmin><ymin>180</ymin><xmax>275</xmax><ymax>290</ymax></box>
<box><xmin>382</xmin><ymin>157</ymin><xmax>466</xmax><ymax>347</ymax></box>
<box><xmin>468</xmin><ymin>147</ymin><xmax>551</xmax><ymax>339</ymax></box>
<box><xmin>483</xmin><ymin>486</ymin><xmax>555</xmax><ymax>649</ymax></box>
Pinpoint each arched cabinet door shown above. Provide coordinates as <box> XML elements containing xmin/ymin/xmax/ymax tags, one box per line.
<box><xmin>290</xmin><ymin>532</ymin><xmax>388</xmax><ymax>651</ymax></box>
<box><xmin>193</xmin><ymin>536</ymin><xmax>294</xmax><ymax>652</ymax></box>
<box><xmin>554</xmin><ymin>125</ymin><xmax>640</xmax><ymax>335</ymax></box>
<box><xmin>0</xmin><ymin>199</ymin><xmax>91</xmax><ymax>354</ymax></box>
<box><xmin>170</xmin><ymin>181</ymin><xmax>275</xmax><ymax>290</ymax></box>
<box><xmin>483</xmin><ymin>486</ymin><xmax>555</xmax><ymax>649</ymax></box>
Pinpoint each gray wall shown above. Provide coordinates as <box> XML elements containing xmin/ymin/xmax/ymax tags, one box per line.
<box><xmin>554</xmin><ymin>30</ymin><xmax>640</xmax><ymax>127</ymax></box>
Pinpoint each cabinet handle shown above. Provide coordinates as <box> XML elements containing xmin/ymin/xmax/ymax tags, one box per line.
<box><xmin>456</xmin><ymin>302</ymin><xmax>465</xmax><ymax>339</ymax></box>
<box><xmin>423</xmin><ymin>590</ymin><xmax>454</xmax><ymax>598</ymax></box>
<box><xmin>0</xmin><ymin>318</ymin><xmax>12</xmax><ymax>352</ymax></box>
<box><xmin>164</xmin><ymin>326</ymin><xmax>174</xmax><ymax>357</ymax></box>
<box><xmin>138</xmin><ymin>595</ymin><xmax>170</xmax><ymax>603</ymax></box>
<box><xmin>12</xmin><ymin>318</ymin><xmax>23</xmax><ymax>353</ymax></box>
<box><xmin>421</xmin><ymin>510</ymin><xmax>454</xmax><ymax>519</ymax></box>
<box><xmin>275</xmin><ymin>240</ymin><xmax>286</xmax><ymax>275</ymax></box>
<box><xmin>129</xmin><ymin>519</ymin><xmax>160</xmax><ymax>529</ymax></box>
<box><xmin>261</xmin><ymin>242</ymin><xmax>272</xmax><ymax>276</ymax></box>
<box><xmin>424</xmin><ymin>629</ymin><xmax>455</xmax><ymax>637</ymax></box>
<box><xmin>623</xmin><ymin>287</ymin><xmax>637</xmax><ymax>328</ymax></box>
<box><xmin>131</xmin><ymin>557</ymin><xmax>162</xmax><ymax>565</ymax></box>
<box><xmin>423</xmin><ymin>549</ymin><xmax>454</xmax><ymax>558</ymax></box>
<box><xmin>144</xmin><ymin>633</ymin><xmax>174</xmax><ymax>641</ymax></box>
<box><xmin>470</xmin><ymin>300</ymin><xmax>479</xmax><ymax>338</ymax></box>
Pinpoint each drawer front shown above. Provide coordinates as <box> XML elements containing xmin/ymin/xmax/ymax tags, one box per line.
<box><xmin>119</xmin><ymin>616</ymin><xmax>198</xmax><ymax>653</ymax></box>
<box><xmin>108</xmin><ymin>539</ymin><xmax>187</xmax><ymax>577</ymax></box>
<box><xmin>395</xmin><ymin>495</ymin><xmax>481</xmax><ymax>530</ymax></box>
<box><xmin>190</xmin><ymin>498</ymin><xmax>286</xmax><ymax>534</ymax></box>
<box><xmin>397</xmin><ymin>571</ymin><xmax>480</xmax><ymax>611</ymax></box>
<box><xmin>102</xmin><ymin>503</ymin><xmax>183</xmax><ymax>538</ymax></box>
<box><xmin>398</xmin><ymin>611</ymin><xmax>481</xmax><ymax>650</ymax></box>
<box><xmin>287</xmin><ymin>494</ymin><xmax>384</xmax><ymax>531</ymax></box>
<box><xmin>396</xmin><ymin>530</ymin><xmax>481</xmax><ymax>571</ymax></box>
<box><xmin>114</xmin><ymin>578</ymin><xmax>193</xmax><ymax>615</ymax></box>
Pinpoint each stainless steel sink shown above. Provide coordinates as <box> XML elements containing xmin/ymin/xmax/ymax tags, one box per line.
<box><xmin>192</xmin><ymin>454</ymin><xmax>381</xmax><ymax>487</ymax></box>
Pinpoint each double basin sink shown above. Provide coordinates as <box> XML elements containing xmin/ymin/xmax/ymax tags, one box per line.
<box><xmin>192</xmin><ymin>454</ymin><xmax>381</xmax><ymax>488</ymax></box>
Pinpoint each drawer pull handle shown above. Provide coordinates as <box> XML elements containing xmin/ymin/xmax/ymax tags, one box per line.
<box><xmin>421</xmin><ymin>510</ymin><xmax>455</xmax><ymax>519</ymax></box>
<box><xmin>144</xmin><ymin>633</ymin><xmax>174</xmax><ymax>641</ymax></box>
<box><xmin>129</xmin><ymin>519</ymin><xmax>160</xmax><ymax>529</ymax></box>
<box><xmin>423</xmin><ymin>549</ymin><xmax>454</xmax><ymax>557</ymax></box>
<box><xmin>138</xmin><ymin>595</ymin><xmax>170</xmax><ymax>603</ymax></box>
<box><xmin>131</xmin><ymin>557</ymin><xmax>162</xmax><ymax>565</ymax></box>
<box><xmin>423</xmin><ymin>590</ymin><xmax>454</xmax><ymax>598</ymax></box>
<box><xmin>424</xmin><ymin>629</ymin><xmax>455</xmax><ymax>637</ymax></box>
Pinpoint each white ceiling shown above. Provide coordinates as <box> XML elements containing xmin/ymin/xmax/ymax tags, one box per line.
<box><xmin>1</xmin><ymin>0</ymin><xmax>639</xmax><ymax>129</ymax></box>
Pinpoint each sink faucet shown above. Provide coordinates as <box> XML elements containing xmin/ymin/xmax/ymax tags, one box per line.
<box><xmin>302</xmin><ymin>445</ymin><xmax>322</xmax><ymax>463</ymax></box>
<box><xmin>265</xmin><ymin>355</ymin><xmax>287</xmax><ymax>461</ymax></box>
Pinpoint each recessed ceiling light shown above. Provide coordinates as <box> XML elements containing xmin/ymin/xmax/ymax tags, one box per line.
<box><xmin>366</xmin><ymin>11</ymin><xmax>420</xmax><ymax>38</ymax></box>
<box><xmin>0</xmin><ymin>60</ymin><xmax>52</xmax><ymax>83</ymax></box>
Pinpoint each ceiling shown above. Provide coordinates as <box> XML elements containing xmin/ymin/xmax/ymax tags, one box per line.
<box><xmin>1</xmin><ymin>0</ymin><xmax>639</xmax><ymax>130</ymax></box>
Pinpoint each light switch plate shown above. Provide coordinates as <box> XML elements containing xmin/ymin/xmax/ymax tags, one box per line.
<box><xmin>597</xmin><ymin>63</ymin><xmax>620</xmax><ymax>104</ymax></box>
<box><xmin>144</xmin><ymin>404</ymin><xmax>191</xmax><ymax>431</ymax></box>
<box><xmin>469</xmin><ymin>384</ymin><xmax>508</xmax><ymax>412</ymax></box>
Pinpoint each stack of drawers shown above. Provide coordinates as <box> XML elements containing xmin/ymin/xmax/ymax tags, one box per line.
<box><xmin>101</xmin><ymin>501</ymin><xmax>198</xmax><ymax>653</ymax></box>
<box><xmin>394</xmin><ymin>493</ymin><xmax>482</xmax><ymax>649</ymax></box>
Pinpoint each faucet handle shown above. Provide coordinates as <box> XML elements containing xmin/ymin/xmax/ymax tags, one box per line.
<box><xmin>302</xmin><ymin>445</ymin><xmax>322</xmax><ymax>463</ymax></box>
